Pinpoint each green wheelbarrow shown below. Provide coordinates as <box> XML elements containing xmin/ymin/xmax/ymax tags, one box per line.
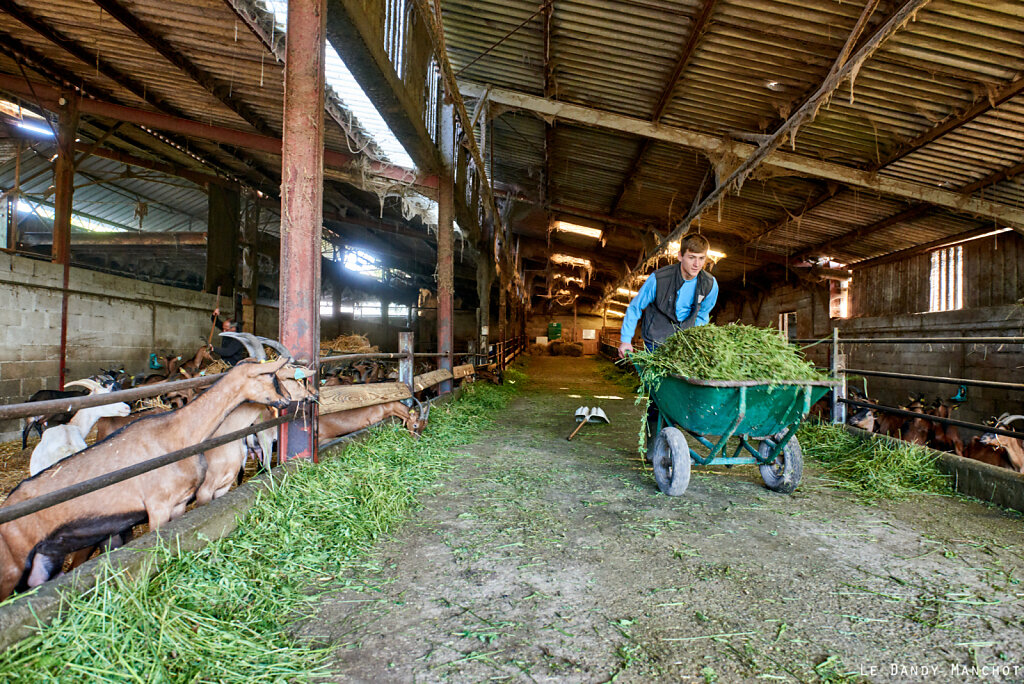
<box><xmin>643</xmin><ymin>375</ymin><xmax>836</xmax><ymax>496</ymax></box>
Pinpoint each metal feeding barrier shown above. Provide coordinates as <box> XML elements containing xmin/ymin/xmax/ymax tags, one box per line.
<box><xmin>796</xmin><ymin>331</ymin><xmax>1024</xmax><ymax>438</ymax></box>
<box><xmin>0</xmin><ymin>330</ymin><xmax>524</xmax><ymax>527</ymax></box>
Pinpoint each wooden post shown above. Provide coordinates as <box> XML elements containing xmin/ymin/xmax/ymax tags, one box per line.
<box><xmin>437</xmin><ymin>101</ymin><xmax>455</xmax><ymax>393</ymax></box>
<box><xmin>279</xmin><ymin>0</ymin><xmax>325</xmax><ymax>462</ymax></box>
<box><xmin>831</xmin><ymin>326</ymin><xmax>847</xmax><ymax>424</ymax></box>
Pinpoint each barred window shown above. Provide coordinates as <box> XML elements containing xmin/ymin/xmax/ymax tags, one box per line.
<box><xmin>929</xmin><ymin>245</ymin><xmax>963</xmax><ymax>312</ymax></box>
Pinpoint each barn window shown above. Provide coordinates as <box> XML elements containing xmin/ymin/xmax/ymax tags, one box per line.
<box><xmin>928</xmin><ymin>245</ymin><xmax>962</xmax><ymax>312</ymax></box>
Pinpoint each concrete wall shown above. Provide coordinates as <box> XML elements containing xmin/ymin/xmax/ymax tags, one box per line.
<box><xmin>0</xmin><ymin>253</ymin><xmax>218</xmax><ymax>442</ymax></box>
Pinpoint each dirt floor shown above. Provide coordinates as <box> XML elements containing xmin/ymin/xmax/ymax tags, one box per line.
<box><xmin>294</xmin><ymin>356</ymin><xmax>1024</xmax><ymax>683</ymax></box>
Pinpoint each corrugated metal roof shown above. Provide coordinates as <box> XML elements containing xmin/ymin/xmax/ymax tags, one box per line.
<box><xmin>442</xmin><ymin>0</ymin><xmax>1024</xmax><ymax>301</ymax></box>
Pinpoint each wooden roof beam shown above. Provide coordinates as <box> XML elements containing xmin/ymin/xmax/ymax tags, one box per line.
<box><xmin>460</xmin><ymin>81</ymin><xmax>1024</xmax><ymax>229</ymax></box>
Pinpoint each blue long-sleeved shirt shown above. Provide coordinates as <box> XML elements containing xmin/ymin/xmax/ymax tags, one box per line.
<box><xmin>619</xmin><ymin>271</ymin><xmax>718</xmax><ymax>342</ymax></box>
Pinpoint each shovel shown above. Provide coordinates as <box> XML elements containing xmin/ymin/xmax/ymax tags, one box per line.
<box><xmin>567</xmin><ymin>406</ymin><xmax>610</xmax><ymax>441</ymax></box>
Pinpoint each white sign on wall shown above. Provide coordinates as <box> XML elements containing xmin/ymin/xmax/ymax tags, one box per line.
<box><xmin>582</xmin><ymin>329</ymin><xmax>596</xmax><ymax>340</ymax></box>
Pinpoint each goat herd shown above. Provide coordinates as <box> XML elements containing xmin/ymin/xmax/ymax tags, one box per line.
<box><xmin>837</xmin><ymin>390</ymin><xmax>1024</xmax><ymax>473</ymax></box>
<box><xmin>0</xmin><ymin>333</ymin><xmax>470</xmax><ymax>601</ymax></box>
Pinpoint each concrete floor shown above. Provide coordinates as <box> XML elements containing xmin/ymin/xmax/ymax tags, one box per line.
<box><xmin>301</xmin><ymin>355</ymin><xmax>1024</xmax><ymax>683</ymax></box>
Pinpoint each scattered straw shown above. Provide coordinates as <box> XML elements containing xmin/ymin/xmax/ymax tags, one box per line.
<box><xmin>320</xmin><ymin>334</ymin><xmax>378</xmax><ymax>354</ymax></box>
<box><xmin>201</xmin><ymin>359</ymin><xmax>231</xmax><ymax>375</ymax></box>
<box><xmin>132</xmin><ymin>397</ymin><xmax>172</xmax><ymax>412</ymax></box>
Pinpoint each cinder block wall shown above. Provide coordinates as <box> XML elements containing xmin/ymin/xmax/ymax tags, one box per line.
<box><xmin>0</xmin><ymin>253</ymin><xmax>218</xmax><ymax>443</ymax></box>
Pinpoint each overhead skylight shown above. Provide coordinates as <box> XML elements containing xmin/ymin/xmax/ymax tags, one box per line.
<box><xmin>18</xmin><ymin>199</ymin><xmax>126</xmax><ymax>232</ymax></box>
<box><xmin>666</xmin><ymin>240</ymin><xmax>726</xmax><ymax>262</ymax></box>
<box><xmin>616</xmin><ymin>287</ymin><xmax>638</xmax><ymax>296</ymax></box>
<box><xmin>553</xmin><ymin>220</ymin><xmax>602</xmax><ymax>240</ymax></box>
<box><xmin>263</xmin><ymin>0</ymin><xmax>415</xmax><ymax>169</ymax></box>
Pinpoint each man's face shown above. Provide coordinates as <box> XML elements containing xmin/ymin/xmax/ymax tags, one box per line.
<box><xmin>678</xmin><ymin>249</ymin><xmax>707</xmax><ymax>279</ymax></box>
<box><xmin>224</xmin><ymin>322</ymin><xmax>237</xmax><ymax>333</ymax></box>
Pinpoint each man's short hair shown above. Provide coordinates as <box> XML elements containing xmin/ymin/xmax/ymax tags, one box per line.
<box><xmin>678</xmin><ymin>232</ymin><xmax>710</xmax><ymax>255</ymax></box>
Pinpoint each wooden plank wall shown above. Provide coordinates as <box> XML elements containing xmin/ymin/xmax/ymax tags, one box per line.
<box><xmin>850</xmin><ymin>252</ymin><xmax>929</xmax><ymax>317</ymax></box>
<box><xmin>963</xmin><ymin>231</ymin><xmax>1022</xmax><ymax>309</ymax></box>
<box><xmin>851</xmin><ymin>232</ymin><xmax>1023</xmax><ymax>317</ymax></box>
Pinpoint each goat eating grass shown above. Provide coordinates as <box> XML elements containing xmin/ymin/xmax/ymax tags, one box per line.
<box><xmin>0</xmin><ymin>357</ymin><xmax>314</xmax><ymax>600</ymax></box>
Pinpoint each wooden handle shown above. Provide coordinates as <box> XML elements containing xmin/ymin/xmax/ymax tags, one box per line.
<box><xmin>566</xmin><ymin>419</ymin><xmax>587</xmax><ymax>441</ymax></box>
<box><xmin>206</xmin><ymin>285</ymin><xmax>222</xmax><ymax>345</ymax></box>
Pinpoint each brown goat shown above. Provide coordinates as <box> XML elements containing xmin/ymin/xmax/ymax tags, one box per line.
<box><xmin>0</xmin><ymin>358</ymin><xmax>306</xmax><ymax>599</ymax></box>
<box><xmin>927</xmin><ymin>402</ymin><xmax>964</xmax><ymax>457</ymax></box>
<box><xmin>319</xmin><ymin>401</ymin><xmax>423</xmax><ymax>443</ymax></box>
<box><xmin>964</xmin><ymin>436</ymin><xmax>1016</xmax><ymax>470</ymax></box>
<box><xmin>194</xmin><ymin>376</ymin><xmax>311</xmax><ymax>505</ymax></box>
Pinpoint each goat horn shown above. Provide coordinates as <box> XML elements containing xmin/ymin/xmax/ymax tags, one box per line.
<box><xmin>219</xmin><ymin>332</ymin><xmax>264</xmax><ymax>360</ymax></box>
<box><xmin>255</xmin><ymin>336</ymin><xmax>294</xmax><ymax>362</ymax></box>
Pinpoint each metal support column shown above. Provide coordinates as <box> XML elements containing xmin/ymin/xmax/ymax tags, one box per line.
<box><xmin>399</xmin><ymin>332</ymin><xmax>413</xmax><ymax>405</ymax></box>
<box><xmin>498</xmin><ymin>272</ymin><xmax>507</xmax><ymax>370</ymax></box>
<box><xmin>54</xmin><ymin>92</ymin><xmax>79</xmax><ymax>390</ymax></box>
<box><xmin>830</xmin><ymin>327</ymin><xmax>846</xmax><ymax>424</ymax></box>
<box><xmin>437</xmin><ymin>101</ymin><xmax>455</xmax><ymax>392</ymax></box>
<box><xmin>279</xmin><ymin>0</ymin><xmax>325</xmax><ymax>462</ymax></box>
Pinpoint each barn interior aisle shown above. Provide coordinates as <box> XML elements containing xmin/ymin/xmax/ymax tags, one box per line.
<box><xmin>303</xmin><ymin>357</ymin><xmax>1024</xmax><ymax>682</ymax></box>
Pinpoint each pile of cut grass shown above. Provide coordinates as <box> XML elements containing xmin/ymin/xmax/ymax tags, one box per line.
<box><xmin>0</xmin><ymin>374</ymin><xmax>520</xmax><ymax>682</ymax></box>
<box><xmin>627</xmin><ymin>324</ymin><xmax>826</xmax><ymax>453</ymax></box>
<box><xmin>799</xmin><ymin>422</ymin><xmax>951</xmax><ymax>500</ymax></box>
<box><xmin>629</xmin><ymin>324</ymin><xmax>826</xmax><ymax>391</ymax></box>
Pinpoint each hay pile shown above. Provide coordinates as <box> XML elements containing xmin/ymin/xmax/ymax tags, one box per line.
<box><xmin>201</xmin><ymin>359</ymin><xmax>231</xmax><ymax>375</ymax></box>
<box><xmin>630</xmin><ymin>324</ymin><xmax>826</xmax><ymax>389</ymax></box>
<box><xmin>320</xmin><ymin>334</ymin><xmax>377</xmax><ymax>354</ymax></box>
<box><xmin>132</xmin><ymin>396</ymin><xmax>173</xmax><ymax>412</ymax></box>
<box><xmin>549</xmin><ymin>341</ymin><xmax>583</xmax><ymax>357</ymax></box>
<box><xmin>528</xmin><ymin>342</ymin><xmax>548</xmax><ymax>355</ymax></box>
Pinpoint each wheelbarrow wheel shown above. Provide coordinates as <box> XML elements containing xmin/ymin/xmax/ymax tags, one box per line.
<box><xmin>757</xmin><ymin>433</ymin><xmax>803</xmax><ymax>494</ymax></box>
<box><xmin>649</xmin><ymin>427</ymin><xmax>691</xmax><ymax>496</ymax></box>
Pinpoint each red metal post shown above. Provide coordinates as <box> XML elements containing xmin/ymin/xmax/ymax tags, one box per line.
<box><xmin>278</xmin><ymin>0</ymin><xmax>325</xmax><ymax>462</ymax></box>
<box><xmin>437</xmin><ymin>101</ymin><xmax>455</xmax><ymax>393</ymax></box>
<box><xmin>54</xmin><ymin>92</ymin><xmax>79</xmax><ymax>390</ymax></box>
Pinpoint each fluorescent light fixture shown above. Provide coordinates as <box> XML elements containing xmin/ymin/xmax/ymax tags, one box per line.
<box><xmin>553</xmin><ymin>220</ymin><xmax>602</xmax><ymax>240</ymax></box>
<box><xmin>616</xmin><ymin>287</ymin><xmax>638</xmax><ymax>296</ymax></box>
<box><xmin>605</xmin><ymin>310</ymin><xmax>625</xmax><ymax>318</ymax></box>
<box><xmin>708</xmin><ymin>249</ymin><xmax>726</xmax><ymax>261</ymax></box>
<box><xmin>554</xmin><ymin>272</ymin><xmax>584</xmax><ymax>286</ymax></box>
<box><xmin>551</xmin><ymin>254</ymin><xmax>591</xmax><ymax>268</ymax></box>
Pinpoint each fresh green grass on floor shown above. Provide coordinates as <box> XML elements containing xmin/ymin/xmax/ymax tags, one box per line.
<box><xmin>0</xmin><ymin>376</ymin><xmax>520</xmax><ymax>683</ymax></box>
<box><xmin>799</xmin><ymin>422</ymin><xmax>951</xmax><ymax>500</ymax></box>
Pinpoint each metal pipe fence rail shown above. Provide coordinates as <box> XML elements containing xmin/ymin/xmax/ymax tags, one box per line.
<box><xmin>841</xmin><ymin>369</ymin><xmax>1024</xmax><ymax>392</ymax></box>
<box><xmin>795</xmin><ymin>336</ymin><xmax>1024</xmax><ymax>345</ymax></box>
<box><xmin>0</xmin><ymin>412</ymin><xmax>298</xmax><ymax>526</ymax></box>
<box><xmin>0</xmin><ymin>374</ymin><xmax>221</xmax><ymax>421</ymax></box>
<box><xmin>841</xmin><ymin>398</ymin><xmax>1024</xmax><ymax>441</ymax></box>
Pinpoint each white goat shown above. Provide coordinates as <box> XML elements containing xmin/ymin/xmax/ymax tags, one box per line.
<box><xmin>30</xmin><ymin>401</ymin><xmax>132</xmax><ymax>476</ymax></box>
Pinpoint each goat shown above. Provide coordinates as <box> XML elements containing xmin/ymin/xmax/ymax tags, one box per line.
<box><xmin>193</xmin><ymin>334</ymin><xmax>313</xmax><ymax>506</ymax></box>
<box><xmin>318</xmin><ymin>401</ymin><xmax>424</xmax><ymax>444</ymax></box>
<box><xmin>180</xmin><ymin>345</ymin><xmax>215</xmax><ymax>375</ymax></box>
<box><xmin>20</xmin><ymin>377</ymin><xmax>118</xmax><ymax>448</ymax></box>
<box><xmin>0</xmin><ymin>357</ymin><xmax>309</xmax><ymax>599</ymax></box>
<box><xmin>927</xmin><ymin>401</ymin><xmax>964</xmax><ymax>457</ymax></box>
<box><xmin>899</xmin><ymin>398</ymin><xmax>930</xmax><ymax>446</ymax></box>
<box><xmin>29</xmin><ymin>402</ymin><xmax>132</xmax><ymax>476</ymax></box>
<box><xmin>987</xmin><ymin>414</ymin><xmax>1024</xmax><ymax>473</ymax></box>
<box><xmin>964</xmin><ymin>435</ymin><xmax>1016</xmax><ymax>470</ymax></box>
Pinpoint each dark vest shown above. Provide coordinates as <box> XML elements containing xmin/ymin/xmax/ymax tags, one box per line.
<box><xmin>640</xmin><ymin>264</ymin><xmax>715</xmax><ymax>346</ymax></box>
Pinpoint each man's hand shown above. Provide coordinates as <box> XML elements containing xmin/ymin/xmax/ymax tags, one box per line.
<box><xmin>213</xmin><ymin>307</ymin><xmax>220</xmax><ymax>317</ymax></box>
<box><xmin>618</xmin><ymin>341</ymin><xmax>634</xmax><ymax>358</ymax></box>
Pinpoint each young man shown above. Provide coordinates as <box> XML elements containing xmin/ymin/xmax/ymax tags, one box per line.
<box><xmin>617</xmin><ymin>232</ymin><xmax>719</xmax><ymax>358</ymax></box>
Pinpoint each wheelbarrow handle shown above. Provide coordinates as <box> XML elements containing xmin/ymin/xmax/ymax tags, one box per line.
<box><xmin>566</xmin><ymin>419</ymin><xmax>588</xmax><ymax>441</ymax></box>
